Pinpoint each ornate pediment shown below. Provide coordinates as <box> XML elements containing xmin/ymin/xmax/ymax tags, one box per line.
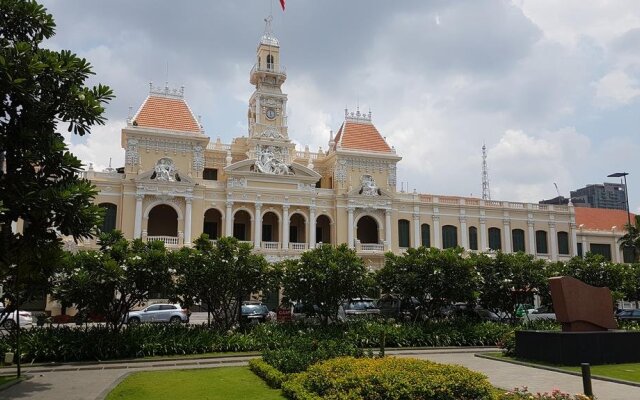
<box><xmin>134</xmin><ymin>158</ymin><xmax>195</xmax><ymax>186</ymax></box>
<box><xmin>225</xmin><ymin>159</ymin><xmax>321</xmax><ymax>184</ymax></box>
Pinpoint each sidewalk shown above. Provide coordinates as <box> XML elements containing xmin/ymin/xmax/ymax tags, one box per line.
<box><xmin>2</xmin><ymin>348</ymin><xmax>640</xmax><ymax>399</ymax></box>
<box><xmin>402</xmin><ymin>351</ymin><xmax>640</xmax><ymax>400</ymax></box>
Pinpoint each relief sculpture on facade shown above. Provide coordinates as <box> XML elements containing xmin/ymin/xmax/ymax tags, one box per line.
<box><xmin>154</xmin><ymin>158</ymin><xmax>177</xmax><ymax>182</ymax></box>
<box><xmin>254</xmin><ymin>145</ymin><xmax>292</xmax><ymax>175</ymax></box>
<box><xmin>360</xmin><ymin>174</ymin><xmax>380</xmax><ymax>196</ymax></box>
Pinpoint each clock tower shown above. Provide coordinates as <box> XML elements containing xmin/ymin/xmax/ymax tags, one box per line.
<box><xmin>246</xmin><ymin>16</ymin><xmax>294</xmax><ymax>167</ymax></box>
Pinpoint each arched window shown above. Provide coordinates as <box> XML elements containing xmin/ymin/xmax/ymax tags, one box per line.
<box><xmin>512</xmin><ymin>229</ymin><xmax>525</xmax><ymax>252</ymax></box>
<box><xmin>398</xmin><ymin>219</ymin><xmax>410</xmax><ymax>248</ymax></box>
<box><xmin>99</xmin><ymin>203</ymin><xmax>117</xmax><ymax>233</ymax></box>
<box><xmin>421</xmin><ymin>224</ymin><xmax>430</xmax><ymax>247</ymax></box>
<box><xmin>557</xmin><ymin>231</ymin><xmax>569</xmax><ymax>255</ymax></box>
<box><xmin>266</xmin><ymin>54</ymin><xmax>274</xmax><ymax>70</ymax></box>
<box><xmin>442</xmin><ymin>225</ymin><xmax>458</xmax><ymax>249</ymax></box>
<box><xmin>536</xmin><ymin>230</ymin><xmax>548</xmax><ymax>254</ymax></box>
<box><xmin>468</xmin><ymin>226</ymin><xmax>478</xmax><ymax>250</ymax></box>
<box><xmin>488</xmin><ymin>227</ymin><xmax>502</xmax><ymax>251</ymax></box>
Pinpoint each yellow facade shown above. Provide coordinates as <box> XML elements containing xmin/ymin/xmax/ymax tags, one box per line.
<box><xmin>76</xmin><ymin>25</ymin><xmax>628</xmax><ymax>268</ymax></box>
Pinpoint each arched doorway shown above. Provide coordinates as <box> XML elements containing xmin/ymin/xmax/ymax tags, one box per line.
<box><xmin>316</xmin><ymin>215</ymin><xmax>332</xmax><ymax>245</ymax></box>
<box><xmin>203</xmin><ymin>208</ymin><xmax>222</xmax><ymax>240</ymax></box>
<box><xmin>289</xmin><ymin>213</ymin><xmax>306</xmax><ymax>244</ymax></box>
<box><xmin>262</xmin><ymin>211</ymin><xmax>280</xmax><ymax>243</ymax></box>
<box><xmin>356</xmin><ymin>215</ymin><xmax>379</xmax><ymax>244</ymax></box>
<box><xmin>233</xmin><ymin>210</ymin><xmax>251</xmax><ymax>241</ymax></box>
<box><xmin>147</xmin><ymin>204</ymin><xmax>178</xmax><ymax>237</ymax></box>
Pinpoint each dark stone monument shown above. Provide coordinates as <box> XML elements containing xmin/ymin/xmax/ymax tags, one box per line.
<box><xmin>515</xmin><ymin>276</ymin><xmax>640</xmax><ymax>365</ymax></box>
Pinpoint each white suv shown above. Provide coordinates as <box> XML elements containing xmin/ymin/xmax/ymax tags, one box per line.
<box><xmin>0</xmin><ymin>304</ymin><xmax>33</xmax><ymax>329</ymax></box>
<box><xmin>125</xmin><ymin>304</ymin><xmax>190</xmax><ymax>325</ymax></box>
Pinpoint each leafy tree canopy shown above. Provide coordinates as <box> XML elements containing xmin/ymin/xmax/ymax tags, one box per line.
<box><xmin>0</xmin><ymin>0</ymin><xmax>114</xmax><ymax>310</ymax></box>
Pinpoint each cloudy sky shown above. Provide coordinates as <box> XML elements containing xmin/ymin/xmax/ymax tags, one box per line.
<box><xmin>41</xmin><ymin>0</ymin><xmax>639</xmax><ymax>212</ymax></box>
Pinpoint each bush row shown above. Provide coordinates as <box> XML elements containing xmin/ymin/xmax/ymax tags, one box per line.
<box><xmin>0</xmin><ymin>319</ymin><xmax>563</xmax><ymax>364</ymax></box>
<box><xmin>282</xmin><ymin>356</ymin><xmax>495</xmax><ymax>400</ymax></box>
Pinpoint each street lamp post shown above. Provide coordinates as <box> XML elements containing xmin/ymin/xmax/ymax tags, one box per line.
<box><xmin>607</xmin><ymin>172</ymin><xmax>631</xmax><ymax>228</ymax></box>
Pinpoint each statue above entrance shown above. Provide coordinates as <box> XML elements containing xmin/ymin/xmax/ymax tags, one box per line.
<box><xmin>153</xmin><ymin>158</ymin><xmax>178</xmax><ymax>182</ymax></box>
<box><xmin>254</xmin><ymin>145</ymin><xmax>292</xmax><ymax>175</ymax></box>
<box><xmin>360</xmin><ymin>174</ymin><xmax>380</xmax><ymax>196</ymax></box>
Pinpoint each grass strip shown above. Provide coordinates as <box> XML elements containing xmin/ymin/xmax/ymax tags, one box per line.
<box><xmin>106</xmin><ymin>366</ymin><xmax>285</xmax><ymax>400</ymax></box>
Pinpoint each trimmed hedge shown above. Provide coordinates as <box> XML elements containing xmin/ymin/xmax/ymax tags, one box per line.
<box><xmin>282</xmin><ymin>356</ymin><xmax>495</xmax><ymax>400</ymax></box>
<box><xmin>262</xmin><ymin>337</ymin><xmax>363</xmax><ymax>374</ymax></box>
<box><xmin>0</xmin><ymin>318</ymin><xmax>563</xmax><ymax>364</ymax></box>
<box><xmin>248</xmin><ymin>358</ymin><xmax>288</xmax><ymax>388</ymax></box>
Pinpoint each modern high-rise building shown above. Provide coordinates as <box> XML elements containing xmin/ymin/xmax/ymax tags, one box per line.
<box><xmin>570</xmin><ymin>183</ymin><xmax>627</xmax><ymax>210</ymax></box>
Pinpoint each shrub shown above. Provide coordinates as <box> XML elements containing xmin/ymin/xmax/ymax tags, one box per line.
<box><xmin>248</xmin><ymin>358</ymin><xmax>288</xmax><ymax>388</ymax></box>
<box><xmin>498</xmin><ymin>331</ymin><xmax>515</xmax><ymax>356</ymax></box>
<box><xmin>262</xmin><ymin>337</ymin><xmax>363</xmax><ymax>373</ymax></box>
<box><xmin>282</xmin><ymin>356</ymin><xmax>495</xmax><ymax>400</ymax></box>
<box><xmin>499</xmin><ymin>387</ymin><xmax>593</xmax><ymax>399</ymax></box>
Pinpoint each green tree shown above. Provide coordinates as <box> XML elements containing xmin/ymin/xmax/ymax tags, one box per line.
<box><xmin>619</xmin><ymin>215</ymin><xmax>640</xmax><ymax>263</ymax></box>
<box><xmin>52</xmin><ymin>231</ymin><xmax>173</xmax><ymax>331</ymax></box>
<box><xmin>0</xmin><ymin>0</ymin><xmax>114</xmax><ymax>313</ymax></box>
<box><xmin>173</xmin><ymin>235</ymin><xmax>271</xmax><ymax>329</ymax></box>
<box><xmin>560</xmin><ymin>254</ymin><xmax>628</xmax><ymax>301</ymax></box>
<box><xmin>282</xmin><ymin>244</ymin><xmax>371</xmax><ymax>325</ymax></box>
<box><xmin>474</xmin><ymin>251</ymin><xmax>547</xmax><ymax>321</ymax></box>
<box><xmin>377</xmin><ymin>247</ymin><xmax>477</xmax><ymax>318</ymax></box>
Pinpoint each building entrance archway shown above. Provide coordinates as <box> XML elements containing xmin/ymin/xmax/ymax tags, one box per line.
<box><xmin>356</xmin><ymin>215</ymin><xmax>379</xmax><ymax>244</ymax></box>
<box><xmin>147</xmin><ymin>204</ymin><xmax>178</xmax><ymax>237</ymax></box>
<box><xmin>233</xmin><ymin>210</ymin><xmax>252</xmax><ymax>241</ymax></box>
<box><xmin>316</xmin><ymin>215</ymin><xmax>332</xmax><ymax>245</ymax></box>
<box><xmin>203</xmin><ymin>209</ymin><xmax>222</xmax><ymax>240</ymax></box>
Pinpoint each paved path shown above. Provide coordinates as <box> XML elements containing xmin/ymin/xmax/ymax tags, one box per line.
<box><xmin>2</xmin><ymin>348</ymin><xmax>640</xmax><ymax>399</ymax></box>
<box><xmin>401</xmin><ymin>351</ymin><xmax>640</xmax><ymax>400</ymax></box>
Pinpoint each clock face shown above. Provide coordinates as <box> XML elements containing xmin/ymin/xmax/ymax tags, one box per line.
<box><xmin>266</xmin><ymin>108</ymin><xmax>276</xmax><ymax>120</ymax></box>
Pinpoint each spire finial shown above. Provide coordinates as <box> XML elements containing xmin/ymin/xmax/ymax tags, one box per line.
<box><xmin>264</xmin><ymin>15</ymin><xmax>273</xmax><ymax>37</ymax></box>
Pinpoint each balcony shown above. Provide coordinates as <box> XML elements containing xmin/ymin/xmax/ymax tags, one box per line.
<box><xmin>250</xmin><ymin>64</ymin><xmax>287</xmax><ymax>85</ymax></box>
<box><xmin>289</xmin><ymin>243</ymin><xmax>308</xmax><ymax>251</ymax></box>
<box><xmin>146</xmin><ymin>236</ymin><xmax>179</xmax><ymax>246</ymax></box>
<box><xmin>262</xmin><ymin>241</ymin><xmax>280</xmax><ymax>250</ymax></box>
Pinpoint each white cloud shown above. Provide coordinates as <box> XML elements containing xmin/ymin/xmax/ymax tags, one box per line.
<box><xmin>64</xmin><ymin>121</ymin><xmax>125</xmax><ymax>171</ymax></box>
<box><xmin>594</xmin><ymin>70</ymin><xmax>640</xmax><ymax>107</ymax></box>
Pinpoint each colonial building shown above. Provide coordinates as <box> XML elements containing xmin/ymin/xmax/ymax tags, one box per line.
<box><xmin>78</xmin><ymin>21</ymin><xmax>632</xmax><ymax>267</ymax></box>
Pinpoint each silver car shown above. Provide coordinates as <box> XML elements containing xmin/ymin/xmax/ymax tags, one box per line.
<box><xmin>0</xmin><ymin>306</ymin><xmax>33</xmax><ymax>329</ymax></box>
<box><xmin>126</xmin><ymin>304</ymin><xmax>189</xmax><ymax>325</ymax></box>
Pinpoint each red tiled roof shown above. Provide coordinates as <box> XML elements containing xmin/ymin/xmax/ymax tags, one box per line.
<box><xmin>132</xmin><ymin>95</ymin><xmax>201</xmax><ymax>133</ymax></box>
<box><xmin>575</xmin><ymin>207</ymin><xmax>635</xmax><ymax>232</ymax></box>
<box><xmin>333</xmin><ymin>121</ymin><xmax>392</xmax><ymax>153</ymax></box>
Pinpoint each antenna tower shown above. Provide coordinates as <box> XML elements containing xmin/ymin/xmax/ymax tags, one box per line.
<box><xmin>481</xmin><ymin>144</ymin><xmax>491</xmax><ymax>200</ymax></box>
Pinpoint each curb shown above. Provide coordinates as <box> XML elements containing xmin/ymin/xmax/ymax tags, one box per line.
<box><xmin>476</xmin><ymin>353</ymin><xmax>640</xmax><ymax>388</ymax></box>
<box><xmin>0</xmin><ymin>375</ymin><xmax>30</xmax><ymax>393</ymax></box>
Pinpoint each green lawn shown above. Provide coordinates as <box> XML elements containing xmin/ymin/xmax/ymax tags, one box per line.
<box><xmin>489</xmin><ymin>353</ymin><xmax>640</xmax><ymax>383</ymax></box>
<box><xmin>106</xmin><ymin>367</ymin><xmax>285</xmax><ymax>400</ymax></box>
<box><xmin>0</xmin><ymin>375</ymin><xmax>17</xmax><ymax>385</ymax></box>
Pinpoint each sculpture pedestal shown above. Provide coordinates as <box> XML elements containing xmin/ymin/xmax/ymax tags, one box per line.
<box><xmin>516</xmin><ymin>330</ymin><xmax>640</xmax><ymax>365</ymax></box>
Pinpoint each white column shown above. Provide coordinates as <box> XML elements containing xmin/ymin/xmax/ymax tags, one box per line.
<box><xmin>254</xmin><ymin>203</ymin><xmax>262</xmax><ymax>248</ymax></box>
<box><xmin>581</xmin><ymin>235</ymin><xmax>588</xmax><ymax>258</ymax></box>
<box><xmin>134</xmin><ymin>194</ymin><xmax>143</xmax><ymax>239</ymax></box>
<box><xmin>184</xmin><ymin>198</ymin><xmax>192</xmax><ymax>246</ymax></box>
<box><xmin>503</xmin><ymin>219</ymin><xmax>512</xmax><ymax>253</ymax></box>
<box><xmin>549</xmin><ymin>222</ymin><xmax>558</xmax><ymax>260</ymax></box>
<box><xmin>614</xmin><ymin>232</ymin><xmax>623</xmax><ymax>263</ymax></box>
<box><xmin>347</xmin><ymin>207</ymin><xmax>354</xmax><ymax>248</ymax></box>
<box><xmin>480</xmin><ymin>218</ymin><xmax>488</xmax><ymax>251</ymax></box>
<box><xmin>460</xmin><ymin>217</ymin><xmax>468</xmax><ymax>250</ymax></box>
<box><xmin>282</xmin><ymin>205</ymin><xmax>290</xmax><ymax>250</ymax></box>
<box><xmin>413</xmin><ymin>213</ymin><xmax>420</xmax><ymax>248</ymax></box>
<box><xmin>255</xmin><ymin>96</ymin><xmax>261</xmax><ymax>125</ymax></box>
<box><xmin>528</xmin><ymin>220</ymin><xmax>536</xmax><ymax>255</ymax></box>
<box><xmin>570</xmin><ymin>224</ymin><xmax>578</xmax><ymax>256</ymax></box>
<box><xmin>309</xmin><ymin>207</ymin><xmax>316</xmax><ymax>248</ymax></box>
<box><xmin>225</xmin><ymin>201</ymin><xmax>233</xmax><ymax>237</ymax></box>
<box><xmin>385</xmin><ymin>209</ymin><xmax>392</xmax><ymax>250</ymax></box>
<box><xmin>433</xmin><ymin>215</ymin><xmax>441</xmax><ymax>248</ymax></box>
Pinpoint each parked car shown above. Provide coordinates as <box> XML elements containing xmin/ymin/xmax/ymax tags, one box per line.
<box><xmin>291</xmin><ymin>302</ymin><xmax>322</xmax><ymax>324</ymax></box>
<box><xmin>125</xmin><ymin>304</ymin><xmax>190</xmax><ymax>325</ymax></box>
<box><xmin>339</xmin><ymin>298</ymin><xmax>381</xmax><ymax>321</ymax></box>
<box><xmin>241</xmin><ymin>301</ymin><xmax>270</xmax><ymax>325</ymax></box>
<box><xmin>0</xmin><ymin>305</ymin><xmax>33</xmax><ymax>329</ymax></box>
<box><xmin>376</xmin><ymin>294</ymin><xmax>424</xmax><ymax>322</ymax></box>
<box><xmin>444</xmin><ymin>303</ymin><xmax>501</xmax><ymax>322</ymax></box>
<box><xmin>523</xmin><ymin>305</ymin><xmax>556</xmax><ymax>321</ymax></box>
<box><xmin>616</xmin><ymin>309</ymin><xmax>640</xmax><ymax>322</ymax></box>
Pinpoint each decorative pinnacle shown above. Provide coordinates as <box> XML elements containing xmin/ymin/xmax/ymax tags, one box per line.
<box><xmin>344</xmin><ymin>107</ymin><xmax>372</xmax><ymax>124</ymax></box>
